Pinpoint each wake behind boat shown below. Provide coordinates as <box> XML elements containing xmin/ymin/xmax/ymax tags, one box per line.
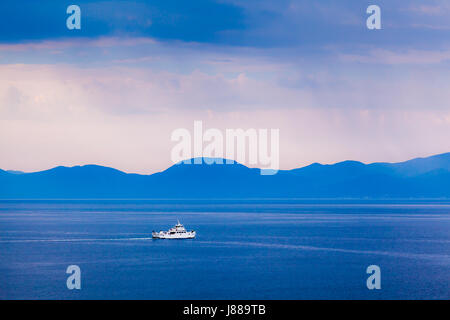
<box><xmin>152</xmin><ymin>221</ymin><xmax>196</xmax><ymax>239</ymax></box>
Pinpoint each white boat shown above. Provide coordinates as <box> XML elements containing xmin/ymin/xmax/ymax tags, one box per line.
<box><xmin>152</xmin><ymin>221</ymin><xmax>196</xmax><ymax>239</ymax></box>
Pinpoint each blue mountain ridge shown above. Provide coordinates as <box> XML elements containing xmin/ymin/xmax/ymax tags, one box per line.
<box><xmin>0</xmin><ymin>153</ymin><xmax>449</xmax><ymax>199</ymax></box>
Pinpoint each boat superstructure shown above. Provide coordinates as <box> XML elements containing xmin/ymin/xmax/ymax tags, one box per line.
<box><xmin>152</xmin><ymin>221</ymin><xmax>196</xmax><ymax>239</ymax></box>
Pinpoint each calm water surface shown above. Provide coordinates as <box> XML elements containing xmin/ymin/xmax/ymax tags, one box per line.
<box><xmin>0</xmin><ymin>200</ymin><xmax>449</xmax><ymax>299</ymax></box>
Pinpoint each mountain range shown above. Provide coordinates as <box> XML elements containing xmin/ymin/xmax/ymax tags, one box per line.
<box><xmin>1</xmin><ymin>153</ymin><xmax>449</xmax><ymax>199</ymax></box>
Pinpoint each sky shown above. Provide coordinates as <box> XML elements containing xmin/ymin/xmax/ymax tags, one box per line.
<box><xmin>1</xmin><ymin>0</ymin><xmax>450</xmax><ymax>174</ymax></box>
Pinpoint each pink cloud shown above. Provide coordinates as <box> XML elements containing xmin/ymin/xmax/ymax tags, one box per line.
<box><xmin>339</xmin><ymin>49</ymin><xmax>450</xmax><ymax>65</ymax></box>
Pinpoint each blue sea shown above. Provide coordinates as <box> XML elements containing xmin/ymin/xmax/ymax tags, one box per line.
<box><xmin>0</xmin><ymin>200</ymin><xmax>449</xmax><ymax>300</ymax></box>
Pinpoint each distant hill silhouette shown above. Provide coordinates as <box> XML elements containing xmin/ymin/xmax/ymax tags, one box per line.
<box><xmin>1</xmin><ymin>153</ymin><xmax>449</xmax><ymax>199</ymax></box>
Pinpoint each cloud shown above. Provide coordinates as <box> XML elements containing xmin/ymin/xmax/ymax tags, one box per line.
<box><xmin>407</xmin><ymin>3</ymin><xmax>450</xmax><ymax>16</ymax></box>
<box><xmin>0</xmin><ymin>37</ymin><xmax>156</xmax><ymax>52</ymax></box>
<box><xmin>339</xmin><ymin>48</ymin><xmax>450</xmax><ymax>65</ymax></box>
<box><xmin>1</xmin><ymin>0</ymin><xmax>450</xmax><ymax>51</ymax></box>
<box><xmin>0</xmin><ymin>0</ymin><xmax>245</xmax><ymax>44</ymax></box>
<box><xmin>2</xmin><ymin>41</ymin><xmax>450</xmax><ymax>117</ymax></box>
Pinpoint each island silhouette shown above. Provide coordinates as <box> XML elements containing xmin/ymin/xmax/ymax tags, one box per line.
<box><xmin>1</xmin><ymin>153</ymin><xmax>449</xmax><ymax>199</ymax></box>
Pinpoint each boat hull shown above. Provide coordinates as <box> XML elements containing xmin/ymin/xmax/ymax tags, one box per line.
<box><xmin>152</xmin><ymin>231</ymin><xmax>196</xmax><ymax>239</ymax></box>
